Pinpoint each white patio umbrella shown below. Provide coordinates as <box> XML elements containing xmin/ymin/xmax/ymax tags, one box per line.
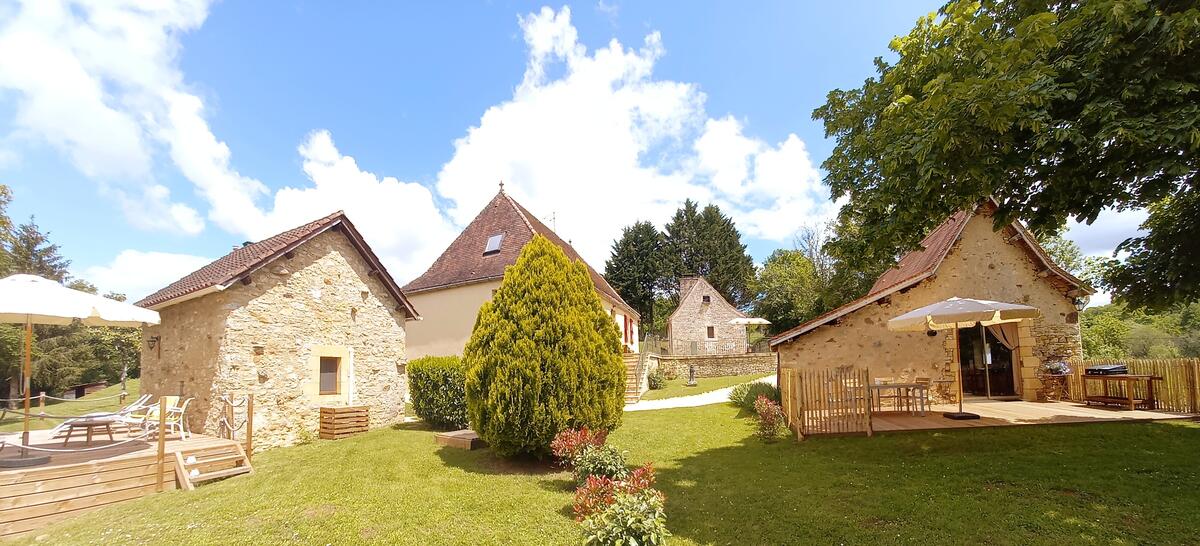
<box><xmin>887</xmin><ymin>297</ymin><xmax>1040</xmax><ymax>419</ymax></box>
<box><xmin>0</xmin><ymin>274</ymin><xmax>159</xmax><ymax>462</ymax></box>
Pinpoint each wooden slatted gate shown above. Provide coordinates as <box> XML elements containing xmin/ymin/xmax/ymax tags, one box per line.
<box><xmin>780</xmin><ymin>368</ymin><xmax>872</xmax><ymax>438</ymax></box>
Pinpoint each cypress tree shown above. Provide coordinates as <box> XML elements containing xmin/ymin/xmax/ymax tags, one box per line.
<box><xmin>464</xmin><ymin>235</ymin><xmax>625</xmax><ymax>457</ymax></box>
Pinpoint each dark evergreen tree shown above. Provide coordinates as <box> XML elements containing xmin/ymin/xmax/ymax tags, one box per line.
<box><xmin>661</xmin><ymin>201</ymin><xmax>755</xmax><ymax>307</ymax></box>
<box><xmin>604</xmin><ymin>221</ymin><xmax>663</xmax><ymax>330</ymax></box>
<box><xmin>8</xmin><ymin>216</ymin><xmax>70</xmax><ymax>282</ymax></box>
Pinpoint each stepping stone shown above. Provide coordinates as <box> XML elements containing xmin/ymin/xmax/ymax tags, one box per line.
<box><xmin>435</xmin><ymin>429</ymin><xmax>487</xmax><ymax>450</ymax></box>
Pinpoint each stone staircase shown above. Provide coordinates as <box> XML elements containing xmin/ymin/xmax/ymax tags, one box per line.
<box><xmin>624</xmin><ymin>354</ymin><xmax>645</xmax><ymax>404</ymax></box>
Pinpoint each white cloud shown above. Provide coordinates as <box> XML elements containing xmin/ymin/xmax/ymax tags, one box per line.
<box><xmin>10</xmin><ymin>3</ymin><xmax>838</xmax><ymax>286</ymax></box>
<box><xmin>0</xmin><ymin>0</ymin><xmax>261</xmax><ymax>236</ymax></box>
<box><xmin>1066</xmin><ymin>208</ymin><xmax>1148</xmax><ymax>257</ymax></box>
<box><xmin>258</xmin><ymin>130</ymin><xmax>458</xmax><ymax>283</ymax></box>
<box><xmin>82</xmin><ymin>249</ymin><xmax>212</xmax><ymax>301</ymax></box>
<box><xmin>435</xmin><ymin>6</ymin><xmax>834</xmax><ymax>268</ymax></box>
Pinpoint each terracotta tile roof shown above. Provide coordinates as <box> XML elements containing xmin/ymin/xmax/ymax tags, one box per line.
<box><xmin>769</xmin><ymin>202</ymin><xmax>1091</xmax><ymax>347</ymax></box>
<box><xmin>402</xmin><ymin>191</ymin><xmax>640</xmax><ymax>319</ymax></box>
<box><xmin>137</xmin><ymin>211</ymin><xmax>419</xmax><ymax>319</ymax></box>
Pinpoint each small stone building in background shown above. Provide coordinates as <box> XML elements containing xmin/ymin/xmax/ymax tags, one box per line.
<box><xmin>136</xmin><ymin>211</ymin><xmax>419</xmax><ymax>450</ymax></box>
<box><xmin>770</xmin><ymin>200</ymin><xmax>1092</xmax><ymax>402</ymax></box>
<box><xmin>667</xmin><ymin>276</ymin><xmax>754</xmax><ymax>355</ymax></box>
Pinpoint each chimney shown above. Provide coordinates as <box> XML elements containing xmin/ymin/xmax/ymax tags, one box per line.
<box><xmin>679</xmin><ymin>276</ymin><xmax>701</xmax><ymax>295</ymax></box>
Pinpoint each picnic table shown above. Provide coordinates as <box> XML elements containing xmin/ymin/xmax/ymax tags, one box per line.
<box><xmin>1082</xmin><ymin>374</ymin><xmax>1161</xmax><ymax>411</ymax></box>
<box><xmin>869</xmin><ymin>382</ymin><xmax>930</xmax><ymax>416</ymax></box>
<box><xmin>60</xmin><ymin>417</ymin><xmax>116</xmax><ymax>446</ymax></box>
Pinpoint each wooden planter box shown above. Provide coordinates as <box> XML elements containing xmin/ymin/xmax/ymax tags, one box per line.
<box><xmin>319</xmin><ymin>406</ymin><xmax>369</xmax><ymax>440</ymax></box>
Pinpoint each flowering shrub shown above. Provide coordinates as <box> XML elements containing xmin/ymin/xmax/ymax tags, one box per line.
<box><xmin>1039</xmin><ymin>360</ymin><xmax>1071</xmax><ymax>376</ymax></box>
<box><xmin>582</xmin><ymin>488</ymin><xmax>671</xmax><ymax>546</ymax></box>
<box><xmin>551</xmin><ymin>427</ymin><xmax>608</xmax><ymax>464</ymax></box>
<box><xmin>573</xmin><ymin>444</ymin><xmax>628</xmax><ymax>485</ymax></box>
<box><xmin>572</xmin><ymin>463</ymin><xmax>658</xmax><ymax>521</ymax></box>
<box><xmin>753</xmin><ymin>395</ymin><xmax>786</xmax><ymax>442</ymax></box>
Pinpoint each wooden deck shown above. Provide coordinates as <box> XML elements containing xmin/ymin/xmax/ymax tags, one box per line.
<box><xmin>0</xmin><ymin>429</ymin><xmax>243</xmax><ymax>538</ymax></box>
<box><xmin>871</xmin><ymin>398</ymin><xmax>1195</xmax><ymax>432</ymax></box>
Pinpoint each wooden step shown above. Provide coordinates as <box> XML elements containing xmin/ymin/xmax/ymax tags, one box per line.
<box><xmin>185</xmin><ymin>453</ymin><xmax>244</xmax><ymax>467</ymax></box>
<box><xmin>190</xmin><ymin>465</ymin><xmax>252</xmax><ymax>483</ymax></box>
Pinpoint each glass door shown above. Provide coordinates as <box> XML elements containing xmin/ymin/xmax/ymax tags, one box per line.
<box><xmin>957</xmin><ymin>325</ymin><xmax>1017</xmax><ymax>397</ymax></box>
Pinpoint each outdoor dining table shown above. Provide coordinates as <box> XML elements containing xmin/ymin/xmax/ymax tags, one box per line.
<box><xmin>869</xmin><ymin>383</ymin><xmax>930</xmax><ymax>416</ymax></box>
<box><xmin>60</xmin><ymin>416</ymin><xmax>116</xmax><ymax>446</ymax></box>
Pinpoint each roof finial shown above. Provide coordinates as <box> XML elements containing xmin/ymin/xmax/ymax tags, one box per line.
<box><xmin>498</xmin><ymin>180</ymin><xmax>505</xmax><ymax>194</ymax></box>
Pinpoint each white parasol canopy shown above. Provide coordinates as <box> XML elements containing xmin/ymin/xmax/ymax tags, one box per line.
<box><xmin>0</xmin><ymin>274</ymin><xmax>158</xmax><ymax>461</ymax></box>
<box><xmin>728</xmin><ymin>317</ymin><xmax>771</xmax><ymax>325</ymax></box>
<box><xmin>887</xmin><ymin>297</ymin><xmax>1040</xmax><ymax>332</ymax></box>
<box><xmin>0</xmin><ymin>274</ymin><xmax>160</xmax><ymax>327</ymax></box>
<box><xmin>887</xmin><ymin>297</ymin><xmax>1040</xmax><ymax>419</ymax></box>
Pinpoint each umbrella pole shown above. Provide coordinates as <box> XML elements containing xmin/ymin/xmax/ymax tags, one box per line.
<box><xmin>955</xmin><ymin>327</ymin><xmax>964</xmax><ymax>414</ymax></box>
<box><xmin>21</xmin><ymin>318</ymin><xmax>31</xmax><ymax>457</ymax></box>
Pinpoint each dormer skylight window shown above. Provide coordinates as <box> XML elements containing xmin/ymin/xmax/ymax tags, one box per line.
<box><xmin>484</xmin><ymin>234</ymin><xmax>504</xmax><ymax>255</ymax></box>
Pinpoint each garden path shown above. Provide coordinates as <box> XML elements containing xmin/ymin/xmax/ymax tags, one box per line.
<box><xmin>625</xmin><ymin>375</ymin><xmax>776</xmax><ymax>412</ymax></box>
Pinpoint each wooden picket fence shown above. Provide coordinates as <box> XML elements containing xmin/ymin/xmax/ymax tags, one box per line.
<box><xmin>779</xmin><ymin>367</ymin><xmax>872</xmax><ymax>438</ymax></box>
<box><xmin>1066</xmin><ymin>358</ymin><xmax>1200</xmax><ymax>414</ymax></box>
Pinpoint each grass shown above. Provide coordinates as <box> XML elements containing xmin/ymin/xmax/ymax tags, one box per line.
<box><xmin>0</xmin><ymin>380</ymin><xmax>139</xmax><ymax>433</ymax></box>
<box><xmin>18</xmin><ymin>404</ymin><xmax>1200</xmax><ymax>545</ymax></box>
<box><xmin>638</xmin><ymin>373</ymin><xmax>769</xmax><ymax>401</ymax></box>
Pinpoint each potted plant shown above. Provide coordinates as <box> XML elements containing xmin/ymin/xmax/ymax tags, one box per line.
<box><xmin>1036</xmin><ymin>361</ymin><xmax>1071</xmax><ymax>402</ymax></box>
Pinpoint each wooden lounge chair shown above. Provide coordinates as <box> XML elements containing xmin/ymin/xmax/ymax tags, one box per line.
<box><xmin>50</xmin><ymin>393</ymin><xmax>153</xmax><ymax>437</ymax></box>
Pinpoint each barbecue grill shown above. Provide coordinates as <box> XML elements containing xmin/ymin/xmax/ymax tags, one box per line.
<box><xmin>1085</xmin><ymin>363</ymin><xmax>1128</xmax><ymax>375</ymax></box>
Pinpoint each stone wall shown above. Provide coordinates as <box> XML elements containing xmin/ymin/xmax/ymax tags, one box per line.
<box><xmin>775</xmin><ymin>210</ymin><xmax>1082</xmax><ymax>402</ymax></box>
<box><xmin>659</xmin><ymin>353</ymin><xmax>777</xmax><ymax>379</ymax></box>
<box><xmin>141</xmin><ymin>230</ymin><xmax>409</xmax><ymax>450</ymax></box>
<box><xmin>667</xmin><ymin>277</ymin><xmax>748</xmax><ymax>355</ymax></box>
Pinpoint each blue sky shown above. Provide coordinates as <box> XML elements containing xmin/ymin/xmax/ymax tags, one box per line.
<box><xmin>0</xmin><ymin>1</ymin><xmax>1140</xmax><ymax>303</ymax></box>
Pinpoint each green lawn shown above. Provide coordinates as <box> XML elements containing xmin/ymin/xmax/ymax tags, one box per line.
<box><xmin>19</xmin><ymin>404</ymin><xmax>1200</xmax><ymax>545</ymax></box>
<box><xmin>0</xmin><ymin>380</ymin><xmax>139</xmax><ymax>433</ymax></box>
<box><xmin>639</xmin><ymin>373</ymin><xmax>769</xmax><ymax>401</ymax></box>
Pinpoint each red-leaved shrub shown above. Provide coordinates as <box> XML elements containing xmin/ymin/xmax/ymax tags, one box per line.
<box><xmin>753</xmin><ymin>395</ymin><xmax>786</xmax><ymax>441</ymax></box>
<box><xmin>551</xmin><ymin>427</ymin><xmax>608</xmax><ymax>464</ymax></box>
<box><xmin>572</xmin><ymin>463</ymin><xmax>659</xmax><ymax>521</ymax></box>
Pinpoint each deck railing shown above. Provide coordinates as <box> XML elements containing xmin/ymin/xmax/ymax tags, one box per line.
<box><xmin>1066</xmin><ymin>358</ymin><xmax>1200</xmax><ymax>414</ymax></box>
<box><xmin>779</xmin><ymin>367</ymin><xmax>873</xmax><ymax>438</ymax></box>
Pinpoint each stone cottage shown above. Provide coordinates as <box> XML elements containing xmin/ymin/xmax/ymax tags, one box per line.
<box><xmin>403</xmin><ymin>187</ymin><xmax>640</xmax><ymax>359</ymax></box>
<box><xmin>770</xmin><ymin>201</ymin><xmax>1092</xmax><ymax>402</ymax></box>
<box><xmin>667</xmin><ymin>276</ymin><xmax>758</xmax><ymax>355</ymax></box>
<box><xmin>136</xmin><ymin>211</ymin><xmax>419</xmax><ymax>449</ymax></box>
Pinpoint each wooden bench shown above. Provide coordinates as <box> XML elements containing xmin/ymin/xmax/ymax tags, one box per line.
<box><xmin>1082</xmin><ymin>374</ymin><xmax>1162</xmax><ymax>410</ymax></box>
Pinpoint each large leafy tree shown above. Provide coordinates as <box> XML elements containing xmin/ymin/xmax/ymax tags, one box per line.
<box><xmin>604</xmin><ymin>221</ymin><xmax>663</xmax><ymax>329</ymax></box>
<box><xmin>814</xmin><ymin>0</ymin><xmax>1199</xmax><ymax>309</ymax></box>
<box><xmin>464</xmin><ymin>235</ymin><xmax>625</xmax><ymax>457</ymax></box>
<box><xmin>752</xmin><ymin>249</ymin><xmax>819</xmax><ymax>334</ymax></box>
<box><xmin>661</xmin><ymin>200</ymin><xmax>755</xmax><ymax>307</ymax></box>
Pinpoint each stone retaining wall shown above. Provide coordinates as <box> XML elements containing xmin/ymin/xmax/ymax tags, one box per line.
<box><xmin>659</xmin><ymin>353</ymin><xmax>777</xmax><ymax>379</ymax></box>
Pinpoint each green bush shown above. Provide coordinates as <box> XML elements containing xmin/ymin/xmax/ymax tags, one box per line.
<box><xmin>464</xmin><ymin>235</ymin><xmax>626</xmax><ymax>457</ymax></box>
<box><xmin>647</xmin><ymin>370</ymin><xmax>666</xmax><ymax>390</ymax></box>
<box><xmin>729</xmin><ymin>381</ymin><xmax>779</xmax><ymax>411</ymax></box>
<box><xmin>582</xmin><ymin>489</ymin><xmax>671</xmax><ymax>546</ymax></box>
<box><xmin>573</xmin><ymin>444</ymin><xmax>628</xmax><ymax>485</ymax></box>
<box><xmin>408</xmin><ymin>355</ymin><xmax>468</xmax><ymax>430</ymax></box>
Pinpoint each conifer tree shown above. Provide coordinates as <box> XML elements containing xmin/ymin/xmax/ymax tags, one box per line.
<box><xmin>464</xmin><ymin>235</ymin><xmax>625</xmax><ymax>457</ymax></box>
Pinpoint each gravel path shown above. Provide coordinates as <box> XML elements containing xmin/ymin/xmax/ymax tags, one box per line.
<box><xmin>624</xmin><ymin>374</ymin><xmax>775</xmax><ymax>412</ymax></box>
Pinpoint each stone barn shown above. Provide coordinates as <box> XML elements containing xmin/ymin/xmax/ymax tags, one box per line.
<box><xmin>770</xmin><ymin>201</ymin><xmax>1093</xmax><ymax>402</ymax></box>
<box><xmin>136</xmin><ymin>211</ymin><xmax>419</xmax><ymax>450</ymax></box>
